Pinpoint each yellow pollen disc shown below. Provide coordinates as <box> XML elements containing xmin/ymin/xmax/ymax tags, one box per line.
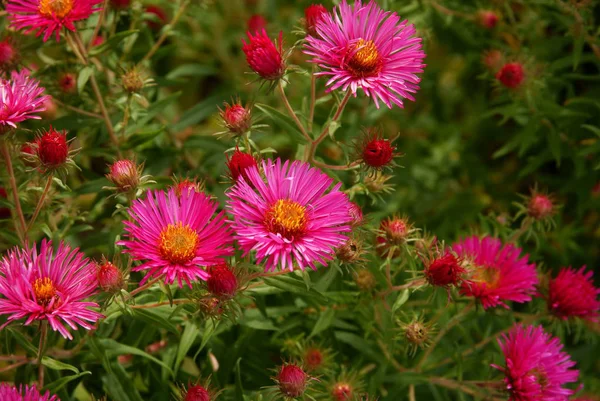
<box><xmin>347</xmin><ymin>39</ymin><xmax>381</xmax><ymax>77</ymax></box>
<box><xmin>264</xmin><ymin>199</ymin><xmax>308</xmax><ymax>238</ymax></box>
<box><xmin>38</xmin><ymin>0</ymin><xmax>74</xmax><ymax>18</ymax></box>
<box><xmin>33</xmin><ymin>277</ymin><xmax>57</xmax><ymax>306</ymax></box>
<box><xmin>471</xmin><ymin>266</ymin><xmax>500</xmax><ymax>288</ymax></box>
<box><xmin>158</xmin><ymin>222</ymin><xmax>199</xmax><ymax>264</ymax></box>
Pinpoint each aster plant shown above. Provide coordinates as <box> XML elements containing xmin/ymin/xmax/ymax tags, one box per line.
<box><xmin>0</xmin><ymin>0</ymin><xmax>598</xmax><ymax>400</ymax></box>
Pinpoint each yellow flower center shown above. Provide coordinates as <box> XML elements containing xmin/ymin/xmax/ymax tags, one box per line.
<box><xmin>33</xmin><ymin>277</ymin><xmax>58</xmax><ymax>306</ymax></box>
<box><xmin>471</xmin><ymin>266</ymin><xmax>500</xmax><ymax>289</ymax></box>
<box><xmin>38</xmin><ymin>0</ymin><xmax>74</xmax><ymax>18</ymax></box>
<box><xmin>264</xmin><ymin>199</ymin><xmax>308</xmax><ymax>239</ymax></box>
<box><xmin>346</xmin><ymin>39</ymin><xmax>382</xmax><ymax>77</ymax></box>
<box><xmin>158</xmin><ymin>223</ymin><xmax>199</xmax><ymax>264</ymax></box>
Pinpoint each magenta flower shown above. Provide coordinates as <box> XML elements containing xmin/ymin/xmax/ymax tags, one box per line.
<box><xmin>6</xmin><ymin>0</ymin><xmax>102</xmax><ymax>42</ymax></box>
<box><xmin>304</xmin><ymin>0</ymin><xmax>425</xmax><ymax>109</ymax></box>
<box><xmin>227</xmin><ymin>159</ymin><xmax>352</xmax><ymax>272</ymax></box>
<box><xmin>493</xmin><ymin>325</ymin><xmax>579</xmax><ymax>401</ymax></box>
<box><xmin>0</xmin><ymin>69</ymin><xmax>49</xmax><ymax>130</ymax></box>
<box><xmin>0</xmin><ymin>383</ymin><xmax>59</xmax><ymax>401</ymax></box>
<box><xmin>118</xmin><ymin>188</ymin><xmax>234</xmax><ymax>287</ymax></box>
<box><xmin>548</xmin><ymin>266</ymin><xmax>600</xmax><ymax>322</ymax></box>
<box><xmin>0</xmin><ymin>240</ymin><xmax>101</xmax><ymax>340</ymax></box>
<box><xmin>451</xmin><ymin>236</ymin><xmax>538</xmax><ymax>309</ymax></box>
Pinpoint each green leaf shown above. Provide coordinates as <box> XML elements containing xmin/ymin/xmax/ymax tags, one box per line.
<box><xmin>42</xmin><ymin>356</ymin><xmax>79</xmax><ymax>373</ymax></box>
<box><xmin>392</xmin><ymin>289</ymin><xmax>410</xmax><ymax>314</ymax></box>
<box><xmin>263</xmin><ymin>275</ymin><xmax>329</xmax><ymax>303</ymax></box>
<box><xmin>241</xmin><ymin>318</ymin><xmax>279</xmax><ymax>331</ymax></box>
<box><xmin>103</xmin><ymin>363</ymin><xmax>144</xmax><ymax>401</ymax></box>
<box><xmin>123</xmin><ymin>126</ymin><xmax>164</xmax><ymax>149</ymax></box>
<box><xmin>43</xmin><ymin>371</ymin><xmax>91</xmax><ymax>393</ymax></box>
<box><xmin>175</xmin><ymin>322</ymin><xmax>199</xmax><ymax>373</ymax></box>
<box><xmin>309</xmin><ymin>308</ymin><xmax>335</xmax><ymax>338</ymax></box>
<box><xmin>166</xmin><ymin>64</ymin><xmax>218</xmax><ymax>80</ymax></box>
<box><xmin>132</xmin><ymin>308</ymin><xmax>179</xmax><ymax>335</ymax></box>
<box><xmin>8</xmin><ymin>328</ymin><xmax>38</xmax><ymax>355</ymax></box>
<box><xmin>77</xmin><ymin>66</ymin><xmax>94</xmax><ymax>94</ymax></box>
<box><xmin>235</xmin><ymin>357</ymin><xmax>244</xmax><ymax>400</ymax></box>
<box><xmin>255</xmin><ymin>103</ymin><xmax>305</xmax><ymax>140</ymax></box>
<box><xmin>89</xmin><ymin>30</ymin><xmax>139</xmax><ymax>56</ymax></box>
<box><xmin>98</xmin><ymin>338</ymin><xmax>174</xmax><ymax>376</ymax></box>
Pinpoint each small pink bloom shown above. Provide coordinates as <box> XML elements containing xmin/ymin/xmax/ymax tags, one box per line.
<box><xmin>528</xmin><ymin>194</ymin><xmax>554</xmax><ymax>219</ymax></box>
<box><xmin>0</xmin><ymin>240</ymin><xmax>102</xmax><ymax>339</ymax></box>
<box><xmin>548</xmin><ymin>266</ymin><xmax>599</xmax><ymax>321</ymax></box>
<box><xmin>106</xmin><ymin>159</ymin><xmax>140</xmax><ymax>192</ymax></box>
<box><xmin>97</xmin><ymin>261</ymin><xmax>124</xmax><ymax>292</ymax></box>
<box><xmin>493</xmin><ymin>325</ymin><xmax>579</xmax><ymax>401</ymax></box>
<box><xmin>0</xmin><ymin>383</ymin><xmax>59</xmax><ymax>401</ymax></box>
<box><xmin>220</xmin><ymin>101</ymin><xmax>251</xmax><ymax>134</ymax></box>
<box><xmin>425</xmin><ymin>254</ymin><xmax>465</xmax><ymax>288</ymax></box>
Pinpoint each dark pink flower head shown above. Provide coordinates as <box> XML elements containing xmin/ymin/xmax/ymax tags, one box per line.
<box><xmin>118</xmin><ymin>188</ymin><xmax>234</xmax><ymax>288</ymax></box>
<box><xmin>496</xmin><ymin>62</ymin><xmax>525</xmax><ymax>88</ymax></box>
<box><xmin>277</xmin><ymin>363</ymin><xmax>307</xmax><ymax>398</ymax></box>
<box><xmin>242</xmin><ymin>29</ymin><xmax>285</xmax><ymax>80</ymax></box>
<box><xmin>548</xmin><ymin>266</ymin><xmax>600</xmax><ymax>322</ymax></box>
<box><xmin>184</xmin><ymin>385</ymin><xmax>210</xmax><ymax>401</ymax></box>
<box><xmin>0</xmin><ymin>240</ymin><xmax>101</xmax><ymax>339</ymax></box>
<box><xmin>493</xmin><ymin>325</ymin><xmax>579</xmax><ymax>401</ymax></box>
<box><xmin>247</xmin><ymin>14</ymin><xmax>267</xmax><ymax>33</ymax></box>
<box><xmin>6</xmin><ymin>0</ymin><xmax>102</xmax><ymax>42</ymax></box>
<box><xmin>304</xmin><ymin>0</ymin><xmax>426</xmax><ymax>109</ymax></box>
<box><xmin>227</xmin><ymin>159</ymin><xmax>352</xmax><ymax>272</ymax></box>
<box><xmin>0</xmin><ymin>383</ymin><xmax>59</xmax><ymax>401</ymax></box>
<box><xmin>206</xmin><ymin>262</ymin><xmax>238</xmax><ymax>299</ymax></box>
<box><xmin>0</xmin><ymin>69</ymin><xmax>49</xmax><ymax>130</ymax></box>
<box><xmin>36</xmin><ymin>127</ymin><xmax>69</xmax><ymax>168</ymax></box>
<box><xmin>226</xmin><ymin>148</ymin><xmax>258</xmax><ymax>184</ymax></box>
<box><xmin>424</xmin><ymin>253</ymin><xmax>465</xmax><ymax>288</ymax></box>
<box><xmin>452</xmin><ymin>236</ymin><xmax>538</xmax><ymax>309</ymax></box>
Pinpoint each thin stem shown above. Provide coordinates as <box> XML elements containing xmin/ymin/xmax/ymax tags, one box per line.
<box><xmin>87</xmin><ymin>0</ymin><xmax>109</xmax><ymax>51</ymax></box>
<box><xmin>408</xmin><ymin>385</ymin><xmax>416</xmax><ymax>401</ymax></box>
<box><xmin>139</xmin><ymin>0</ymin><xmax>189</xmax><ymax>64</ymax></box>
<box><xmin>54</xmin><ymin>99</ymin><xmax>103</xmax><ymax>119</ymax></box>
<box><xmin>379</xmin><ymin>279</ymin><xmax>426</xmax><ymax>298</ymax></box>
<box><xmin>428</xmin><ymin>377</ymin><xmax>505</xmax><ymax>401</ymax></box>
<box><xmin>277</xmin><ymin>83</ymin><xmax>311</xmax><ymax>143</ymax></box>
<box><xmin>308</xmin><ymin>91</ymin><xmax>352</xmax><ymax>164</ymax></box>
<box><xmin>509</xmin><ymin>217</ymin><xmax>532</xmax><ymax>243</ymax></box>
<box><xmin>27</xmin><ymin>175</ymin><xmax>53</xmax><ymax>232</ymax></box>
<box><xmin>308</xmin><ymin>66</ymin><xmax>317</xmax><ymax>133</ymax></box>
<box><xmin>376</xmin><ymin>338</ymin><xmax>408</xmax><ymax>373</ymax></box>
<box><xmin>130</xmin><ymin>299</ymin><xmax>191</xmax><ymax>309</ymax></box>
<box><xmin>0</xmin><ymin>360</ymin><xmax>29</xmax><ymax>373</ymax></box>
<box><xmin>416</xmin><ymin>302</ymin><xmax>475</xmax><ymax>371</ymax></box>
<box><xmin>1</xmin><ymin>140</ymin><xmax>27</xmax><ymax>244</ymax></box>
<box><xmin>312</xmin><ymin>160</ymin><xmax>359</xmax><ymax>171</ymax></box>
<box><xmin>37</xmin><ymin>321</ymin><xmax>48</xmax><ymax>388</ymax></box>
<box><xmin>129</xmin><ymin>275</ymin><xmax>163</xmax><ymax>297</ymax></box>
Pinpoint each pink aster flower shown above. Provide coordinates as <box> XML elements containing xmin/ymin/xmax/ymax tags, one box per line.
<box><xmin>0</xmin><ymin>240</ymin><xmax>101</xmax><ymax>340</ymax></box>
<box><xmin>118</xmin><ymin>188</ymin><xmax>234</xmax><ymax>287</ymax></box>
<box><xmin>451</xmin><ymin>236</ymin><xmax>538</xmax><ymax>309</ymax></box>
<box><xmin>0</xmin><ymin>69</ymin><xmax>49</xmax><ymax>130</ymax></box>
<box><xmin>227</xmin><ymin>159</ymin><xmax>352</xmax><ymax>272</ymax></box>
<box><xmin>547</xmin><ymin>266</ymin><xmax>600</xmax><ymax>322</ymax></box>
<box><xmin>6</xmin><ymin>0</ymin><xmax>102</xmax><ymax>42</ymax></box>
<box><xmin>0</xmin><ymin>383</ymin><xmax>59</xmax><ymax>401</ymax></box>
<box><xmin>304</xmin><ymin>0</ymin><xmax>426</xmax><ymax>109</ymax></box>
<box><xmin>493</xmin><ymin>325</ymin><xmax>579</xmax><ymax>401</ymax></box>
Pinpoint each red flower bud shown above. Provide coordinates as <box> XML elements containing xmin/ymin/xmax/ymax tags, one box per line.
<box><xmin>355</xmin><ymin>128</ymin><xmax>397</xmax><ymax>169</ymax></box>
<box><xmin>110</xmin><ymin>0</ymin><xmax>130</xmax><ymax>9</ymax></box>
<box><xmin>97</xmin><ymin>261</ymin><xmax>124</xmax><ymax>292</ymax></box>
<box><xmin>106</xmin><ymin>160</ymin><xmax>140</xmax><ymax>192</ymax></box>
<box><xmin>221</xmin><ymin>102</ymin><xmax>251</xmax><ymax>135</ymax></box>
<box><xmin>226</xmin><ymin>149</ymin><xmax>257</xmax><ymax>184</ymax></box>
<box><xmin>527</xmin><ymin>194</ymin><xmax>553</xmax><ymax>219</ymax></box>
<box><xmin>242</xmin><ymin>30</ymin><xmax>285</xmax><ymax>80</ymax></box>
<box><xmin>277</xmin><ymin>363</ymin><xmax>307</xmax><ymax>398</ymax></box>
<box><xmin>303</xmin><ymin>348</ymin><xmax>323</xmax><ymax>371</ymax></box>
<box><xmin>477</xmin><ymin>10</ymin><xmax>499</xmax><ymax>29</ymax></box>
<box><xmin>207</xmin><ymin>263</ymin><xmax>238</xmax><ymax>299</ymax></box>
<box><xmin>332</xmin><ymin>382</ymin><xmax>353</xmax><ymax>401</ymax></box>
<box><xmin>184</xmin><ymin>385</ymin><xmax>210</xmax><ymax>401</ymax></box>
<box><xmin>496</xmin><ymin>62</ymin><xmax>524</xmax><ymax>88</ymax></box>
<box><xmin>348</xmin><ymin>202</ymin><xmax>364</xmax><ymax>226</ymax></box>
<box><xmin>145</xmin><ymin>339</ymin><xmax>167</xmax><ymax>354</ymax></box>
<box><xmin>173</xmin><ymin>178</ymin><xmax>203</xmax><ymax>197</ymax></box>
<box><xmin>145</xmin><ymin>5</ymin><xmax>168</xmax><ymax>30</ymax></box>
<box><xmin>424</xmin><ymin>254</ymin><xmax>465</xmax><ymax>287</ymax></box>
<box><xmin>0</xmin><ymin>37</ymin><xmax>18</xmax><ymax>70</ymax></box>
<box><xmin>36</xmin><ymin>127</ymin><xmax>69</xmax><ymax>168</ymax></box>
<box><xmin>304</xmin><ymin>4</ymin><xmax>328</xmax><ymax>36</ymax></box>
<box><xmin>58</xmin><ymin>72</ymin><xmax>77</xmax><ymax>94</ymax></box>
<box><xmin>248</xmin><ymin>14</ymin><xmax>267</xmax><ymax>34</ymax></box>
<box><xmin>482</xmin><ymin>50</ymin><xmax>503</xmax><ymax>71</ymax></box>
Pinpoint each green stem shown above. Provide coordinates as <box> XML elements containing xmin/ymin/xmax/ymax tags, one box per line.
<box><xmin>277</xmin><ymin>82</ymin><xmax>311</xmax><ymax>143</ymax></box>
<box><xmin>1</xmin><ymin>139</ymin><xmax>27</xmax><ymax>245</ymax></box>
<box><xmin>27</xmin><ymin>174</ymin><xmax>53</xmax><ymax>232</ymax></box>
<box><xmin>308</xmin><ymin>66</ymin><xmax>317</xmax><ymax>133</ymax></box>
<box><xmin>308</xmin><ymin>91</ymin><xmax>352</xmax><ymax>164</ymax></box>
<box><xmin>37</xmin><ymin>321</ymin><xmax>48</xmax><ymax>388</ymax></box>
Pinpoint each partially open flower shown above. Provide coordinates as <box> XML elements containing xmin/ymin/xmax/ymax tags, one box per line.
<box><xmin>376</xmin><ymin>215</ymin><xmax>416</xmax><ymax>258</ymax></box>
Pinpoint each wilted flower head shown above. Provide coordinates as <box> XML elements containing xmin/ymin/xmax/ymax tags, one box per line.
<box><xmin>227</xmin><ymin>159</ymin><xmax>352</xmax><ymax>272</ymax></box>
<box><xmin>493</xmin><ymin>325</ymin><xmax>579</xmax><ymax>401</ymax></box>
<box><xmin>121</xmin><ymin>67</ymin><xmax>146</xmax><ymax>93</ymax></box>
<box><xmin>0</xmin><ymin>383</ymin><xmax>59</xmax><ymax>401</ymax></box>
<box><xmin>304</xmin><ymin>0</ymin><xmax>426</xmax><ymax>108</ymax></box>
<box><xmin>6</xmin><ymin>0</ymin><xmax>103</xmax><ymax>42</ymax></box>
<box><xmin>547</xmin><ymin>266</ymin><xmax>599</xmax><ymax>322</ymax></box>
<box><xmin>452</xmin><ymin>236</ymin><xmax>538</xmax><ymax>309</ymax></box>
<box><xmin>496</xmin><ymin>62</ymin><xmax>525</xmax><ymax>88</ymax></box>
<box><xmin>0</xmin><ymin>240</ymin><xmax>101</xmax><ymax>339</ymax></box>
<box><xmin>354</xmin><ymin>268</ymin><xmax>376</xmax><ymax>292</ymax></box>
<box><xmin>276</xmin><ymin>363</ymin><xmax>307</xmax><ymax>398</ymax></box>
<box><xmin>118</xmin><ymin>188</ymin><xmax>233</xmax><ymax>287</ymax></box>
<box><xmin>401</xmin><ymin>317</ymin><xmax>434</xmax><ymax>356</ymax></box>
<box><xmin>242</xmin><ymin>29</ymin><xmax>285</xmax><ymax>81</ymax></box>
<box><xmin>0</xmin><ymin>69</ymin><xmax>49</xmax><ymax>130</ymax></box>
<box><xmin>336</xmin><ymin>236</ymin><xmax>365</xmax><ymax>265</ymax></box>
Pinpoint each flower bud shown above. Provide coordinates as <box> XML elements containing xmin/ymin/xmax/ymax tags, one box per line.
<box><xmin>348</xmin><ymin>202</ymin><xmax>364</xmax><ymax>226</ymax></box>
<box><xmin>58</xmin><ymin>72</ymin><xmax>77</xmax><ymax>94</ymax></box>
<box><xmin>122</xmin><ymin>68</ymin><xmax>145</xmax><ymax>93</ymax></box>
<box><xmin>364</xmin><ymin>172</ymin><xmax>394</xmax><ymax>194</ymax></box>
<box><xmin>184</xmin><ymin>385</ymin><xmax>210</xmax><ymax>401</ymax></box>
<box><xmin>496</xmin><ymin>62</ymin><xmax>525</xmax><ymax>88</ymax></box>
<box><xmin>206</xmin><ymin>263</ymin><xmax>238</xmax><ymax>299</ymax></box>
<box><xmin>332</xmin><ymin>382</ymin><xmax>353</xmax><ymax>401</ymax></box>
<box><xmin>0</xmin><ymin>37</ymin><xmax>19</xmax><ymax>71</ymax></box>
<box><xmin>354</xmin><ymin>269</ymin><xmax>376</xmax><ymax>291</ymax></box>
<box><xmin>97</xmin><ymin>261</ymin><xmax>124</xmax><ymax>292</ymax></box>
<box><xmin>303</xmin><ymin>347</ymin><xmax>323</xmax><ymax>371</ymax></box>
<box><xmin>248</xmin><ymin>14</ymin><xmax>267</xmax><ymax>33</ymax></box>
<box><xmin>145</xmin><ymin>5</ymin><xmax>168</xmax><ymax>30</ymax></box>
<box><xmin>145</xmin><ymin>339</ymin><xmax>167</xmax><ymax>354</ymax></box>
<box><xmin>404</xmin><ymin>319</ymin><xmax>431</xmax><ymax>354</ymax></box>
<box><xmin>336</xmin><ymin>237</ymin><xmax>363</xmax><ymax>264</ymax></box>
<box><xmin>106</xmin><ymin>159</ymin><xmax>140</xmax><ymax>192</ymax></box>
<box><xmin>173</xmin><ymin>178</ymin><xmax>203</xmax><ymax>197</ymax></box>
<box><xmin>242</xmin><ymin>30</ymin><xmax>285</xmax><ymax>80</ymax></box>
<box><xmin>220</xmin><ymin>101</ymin><xmax>251</xmax><ymax>135</ymax></box>
<box><xmin>304</xmin><ymin>4</ymin><xmax>328</xmax><ymax>36</ymax></box>
<box><xmin>357</xmin><ymin>129</ymin><xmax>396</xmax><ymax>169</ymax></box>
<box><xmin>226</xmin><ymin>149</ymin><xmax>258</xmax><ymax>184</ymax></box>
<box><xmin>477</xmin><ymin>10</ymin><xmax>499</xmax><ymax>29</ymax></box>
<box><xmin>424</xmin><ymin>254</ymin><xmax>465</xmax><ymax>288</ymax></box>
<box><xmin>482</xmin><ymin>50</ymin><xmax>503</xmax><ymax>71</ymax></box>
<box><xmin>277</xmin><ymin>363</ymin><xmax>307</xmax><ymax>398</ymax></box>
<box><xmin>36</xmin><ymin>127</ymin><xmax>69</xmax><ymax>169</ymax></box>
<box><xmin>527</xmin><ymin>194</ymin><xmax>554</xmax><ymax>219</ymax></box>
